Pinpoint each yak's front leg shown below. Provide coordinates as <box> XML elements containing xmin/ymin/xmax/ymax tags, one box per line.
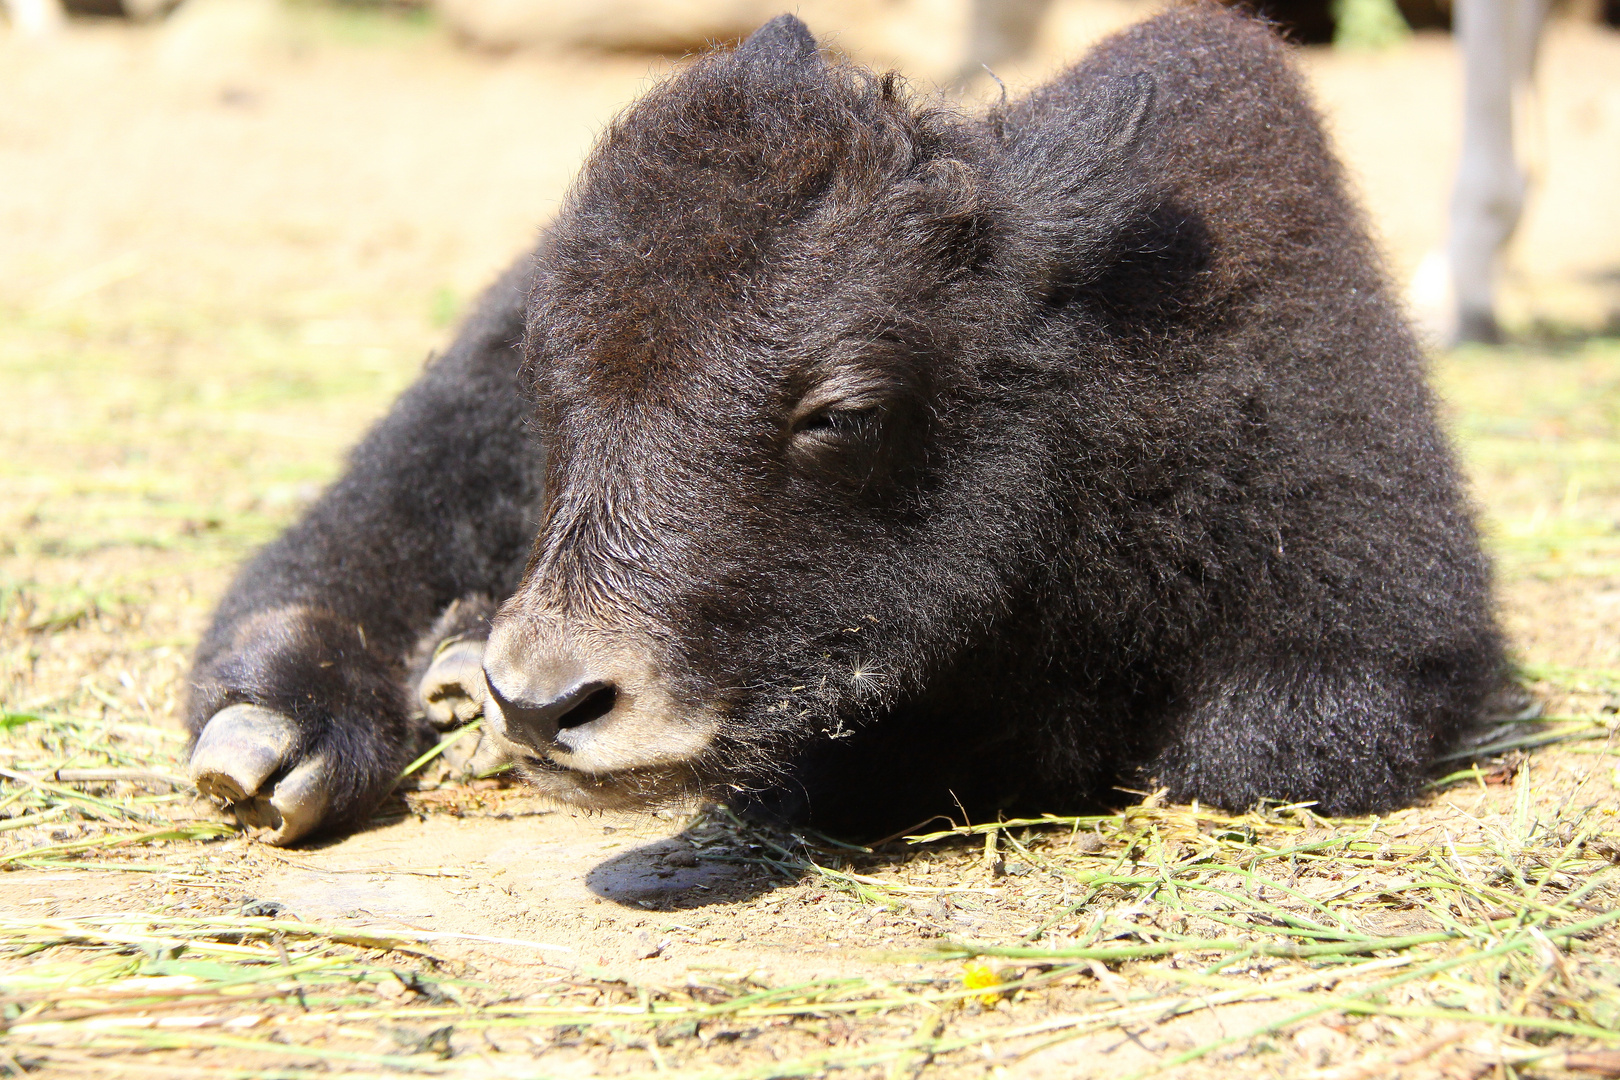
<box><xmin>187</xmin><ymin>264</ymin><xmax>541</xmax><ymax>844</ymax></box>
<box><xmin>190</xmin><ymin>607</ymin><xmax>418</xmax><ymax>843</ymax></box>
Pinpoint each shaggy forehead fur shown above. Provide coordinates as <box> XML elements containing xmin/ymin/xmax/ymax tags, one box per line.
<box><xmin>526</xmin><ymin>23</ymin><xmax>978</xmax><ymax>401</ymax></box>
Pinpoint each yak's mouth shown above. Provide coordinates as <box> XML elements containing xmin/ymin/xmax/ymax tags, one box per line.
<box><xmin>541</xmin><ymin>701</ymin><xmax>721</xmax><ymax>775</ymax></box>
<box><xmin>474</xmin><ymin>706</ymin><xmax>722</xmax><ymax>812</ymax></box>
<box><xmin>509</xmin><ymin>752</ymin><xmax>712</xmax><ymax>812</ymax></box>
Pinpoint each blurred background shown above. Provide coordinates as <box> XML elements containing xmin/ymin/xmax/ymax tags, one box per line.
<box><xmin>2</xmin><ymin>0</ymin><xmax>1618</xmax><ymax>351</ymax></box>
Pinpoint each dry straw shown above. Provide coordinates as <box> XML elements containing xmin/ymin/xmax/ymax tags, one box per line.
<box><xmin>2</xmin><ymin>694</ymin><xmax>1618</xmax><ymax>1076</ymax></box>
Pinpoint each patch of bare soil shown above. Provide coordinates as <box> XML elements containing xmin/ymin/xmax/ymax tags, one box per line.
<box><xmin>2</xmin><ymin>6</ymin><xmax>1618</xmax><ymax>1078</ymax></box>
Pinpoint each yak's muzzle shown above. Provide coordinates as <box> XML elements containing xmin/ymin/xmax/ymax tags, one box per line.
<box><xmin>481</xmin><ymin>614</ymin><xmax>718</xmax><ymax>776</ymax></box>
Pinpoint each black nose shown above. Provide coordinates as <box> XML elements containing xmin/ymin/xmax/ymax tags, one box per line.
<box><xmin>486</xmin><ymin>678</ymin><xmax>617</xmax><ymax>751</ymax></box>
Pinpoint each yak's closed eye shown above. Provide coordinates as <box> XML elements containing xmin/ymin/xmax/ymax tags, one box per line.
<box><xmin>793</xmin><ymin>406</ymin><xmax>882</xmax><ymax>444</ymax></box>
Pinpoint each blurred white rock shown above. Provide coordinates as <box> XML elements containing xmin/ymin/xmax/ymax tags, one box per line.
<box><xmin>434</xmin><ymin>0</ymin><xmax>767</xmax><ymax>54</ymax></box>
<box><xmin>429</xmin><ymin>0</ymin><xmax>1161</xmax><ymax>93</ymax></box>
<box><xmin>125</xmin><ymin>0</ymin><xmax>184</xmax><ymax>20</ymax></box>
<box><xmin>432</xmin><ymin>0</ymin><xmax>977</xmax><ymax>84</ymax></box>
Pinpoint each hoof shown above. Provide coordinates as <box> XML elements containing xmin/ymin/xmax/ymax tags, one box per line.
<box><xmin>419</xmin><ymin>637</ymin><xmax>489</xmax><ymax>730</ymax></box>
<box><xmin>190</xmin><ymin>704</ymin><xmax>332</xmax><ymax>846</ymax></box>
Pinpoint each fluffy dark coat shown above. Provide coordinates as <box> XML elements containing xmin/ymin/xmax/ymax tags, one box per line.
<box><xmin>186</xmin><ymin>5</ymin><xmax>1501</xmax><ymax>842</ymax></box>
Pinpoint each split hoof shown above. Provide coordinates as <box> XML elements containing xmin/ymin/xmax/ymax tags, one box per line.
<box><xmin>190</xmin><ymin>704</ymin><xmax>332</xmax><ymax>846</ymax></box>
<box><xmin>418</xmin><ymin>637</ymin><xmax>490</xmax><ymax>730</ymax></box>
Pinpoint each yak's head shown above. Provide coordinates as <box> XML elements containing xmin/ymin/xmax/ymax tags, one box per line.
<box><xmin>479</xmin><ymin>14</ymin><xmax>1156</xmax><ymax>809</ymax></box>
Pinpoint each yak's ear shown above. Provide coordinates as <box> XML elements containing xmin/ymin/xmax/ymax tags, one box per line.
<box><xmin>1004</xmin><ymin>71</ymin><xmax>1175</xmax><ymax>309</ymax></box>
<box><xmin>1089</xmin><ymin>72</ymin><xmax>1154</xmax><ymax>156</ymax></box>
<box><xmin>735</xmin><ymin>13</ymin><xmax>821</xmax><ymax>70</ymax></box>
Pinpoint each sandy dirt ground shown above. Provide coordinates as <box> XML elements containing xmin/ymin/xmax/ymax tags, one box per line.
<box><xmin>2</xmin><ymin>2</ymin><xmax>1619</xmax><ymax>1077</ymax></box>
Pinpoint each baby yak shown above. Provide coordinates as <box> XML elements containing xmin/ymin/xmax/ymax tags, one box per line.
<box><xmin>186</xmin><ymin>6</ymin><xmax>1502</xmax><ymax>846</ymax></box>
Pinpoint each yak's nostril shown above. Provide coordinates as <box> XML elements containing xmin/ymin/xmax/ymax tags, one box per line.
<box><xmin>486</xmin><ymin>678</ymin><xmax>617</xmax><ymax>751</ymax></box>
<box><xmin>559</xmin><ymin>684</ymin><xmax>617</xmax><ymax>730</ymax></box>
